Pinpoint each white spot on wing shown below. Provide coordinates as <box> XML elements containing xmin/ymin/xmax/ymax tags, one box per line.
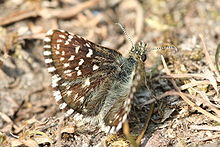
<box><xmin>61</xmin><ymin>82</ymin><xmax>68</xmax><ymax>86</ymax></box>
<box><xmin>59</xmin><ymin>102</ymin><xmax>67</xmax><ymax>109</ymax></box>
<box><xmin>59</xmin><ymin>30</ymin><xmax>65</xmax><ymax>33</ymax></box>
<box><xmin>85</xmin><ymin>43</ymin><xmax>91</xmax><ymax>47</ymax></box>
<box><xmin>66</xmin><ymin>90</ymin><xmax>72</xmax><ymax>96</ymax></box>
<box><xmin>46</xmin><ymin>30</ymin><xmax>54</xmax><ymax>35</ymax></box>
<box><xmin>74</xmin><ymin>93</ymin><xmax>78</xmax><ymax>99</ymax></box>
<box><xmin>127</xmin><ymin>98</ymin><xmax>131</xmax><ymax>105</ymax></box>
<box><xmin>93</xmin><ymin>64</ymin><xmax>99</xmax><ymax>70</ymax></box>
<box><xmin>48</xmin><ymin>66</ymin><xmax>56</xmax><ymax>72</ymax></box>
<box><xmin>64</xmin><ymin>63</ymin><xmax>70</xmax><ymax>67</ymax></box>
<box><xmin>57</xmin><ymin>44</ymin><xmax>60</xmax><ymax>49</ymax></box>
<box><xmin>122</xmin><ymin>114</ymin><xmax>127</xmax><ymax>122</ymax></box>
<box><xmin>65</xmin><ymin>109</ymin><xmax>74</xmax><ymax>117</ymax></box>
<box><xmin>57</xmin><ymin>39</ymin><xmax>62</xmax><ymax>43</ymax></box>
<box><xmin>75</xmin><ymin>46</ymin><xmax>80</xmax><ymax>53</ymax></box>
<box><xmin>53</xmin><ymin>90</ymin><xmax>62</xmax><ymax>101</ymax></box>
<box><xmin>109</xmin><ymin>126</ymin><xmax>116</xmax><ymax>134</ymax></box>
<box><xmin>86</xmin><ymin>49</ymin><xmax>93</xmax><ymax>57</ymax></box>
<box><xmin>45</xmin><ymin>58</ymin><xmax>53</xmax><ymax>64</ymax></box>
<box><xmin>44</xmin><ymin>44</ymin><xmax>51</xmax><ymax>49</ymax></box>
<box><xmin>68</xmin><ymin>55</ymin><xmax>75</xmax><ymax>61</ymax></box>
<box><xmin>68</xmin><ymin>35</ymin><xmax>74</xmax><ymax>39</ymax></box>
<box><xmin>78</xmin><ymin>59</ymin><xmax>84</xmax><ymax>65</ymax></box>
<box><xmin>55</xmin><ymin>51</ymin><xmax>60</xmax><ymax>54</ymax></box>
<box><xmin>64</xmin><ymin>69</ymin><xmax>72</xmax><ymax>74</ymax></box>
<box><xmin>68</xmin><ymin>31</ymin><xmax>73</xmax><ymax>35</ymax></box>
<box><xmin>75</xmin><ymin>66</ymin><xmax>79</xmax><ymax>70</ymax></box>
<box><xmin>77</xmin><ymin>70</ymin><xmax>82</xmax><ymax>76</ymax></box>
<box><xmin>59</xmin><ymin>34</ymin><xmax>65</xmax><ymax>39</ymax></box>
<box><xmin>43</xmin><ymin>51</ymin><xmax>52</xmax><ymax>56</ymax></box>
<box><xmin>82</xmin><ymin>78</ymin><xmax>90</xmax><ymax>87</ymax></box>
<box><xmin>74</xmin><ymin>113</ymin><xmax>83</xmax><ymax>121</ymax></box>
<box><xmin>44</xmin><ymin>37</ymin><xmax>51</xmax><ymax>42</ymax></box>
<box><xmin>114</xmin><ymin>114</ymin><xmax>119</xmax><ymax>121</ymax></box>
<box><xmin>66</xmin><ymin>73</ymin><xmax>72</xmax><ymax>77</ymax></box>
<box><xmin>79</xmin><ymin>96</ymin><xmax>84</xmax><ymax>103</ymax></box>
<box><xmin>60</xmin><ymin>57</ymin><xmax>65</xmax><ymax>61</ymax></box>
<box><xmin>102</xmin><ymin>125</ymin><xmax>110</xmax><ymax>133</ymax></box>
<box><xmin>51</xmin><ymin>74</ymin><xmax>61</xmax><ymax>88</ymax></box>
<box><xmin>116</xmin><ymin>122</ymin><xmax>122</xmax><ymax>132</ymax></box>
<box><xmin>125</xmin><ymin>105</ymin><xmax>129</xmax><ymax>112</ymax></box>
<box><xmin>65</xmin><ymin>41</ymin><xmax>69</xmax><ymax>45</ymax></box>
<box><xmin>68</xmin><ymin>35</ymin><xmax>73</xmax><ymax>42</ymax></box>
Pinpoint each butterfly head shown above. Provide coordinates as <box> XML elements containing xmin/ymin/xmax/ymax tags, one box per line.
<box><xmin>129</xmin><ymin>41</ymin><xmax>147</xmax><ymax>62</ymax></box>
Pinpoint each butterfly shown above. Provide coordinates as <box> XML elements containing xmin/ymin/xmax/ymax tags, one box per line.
<box><xmin>43</xmin><ymin>29</ymin><xmax>146</xmax><ymax>134</ymax></box>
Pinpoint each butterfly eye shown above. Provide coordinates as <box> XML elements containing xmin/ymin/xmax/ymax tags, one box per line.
<box><xmin>141</xmin><ymin>54</ymin><xmax>147</xmax><ymax>62</ymax></box>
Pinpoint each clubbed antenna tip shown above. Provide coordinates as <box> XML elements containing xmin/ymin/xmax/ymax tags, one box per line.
<box><xmin>150</xmin><ymin>44</ymin><xmax>177</xmax><ymax>52</ymax></box>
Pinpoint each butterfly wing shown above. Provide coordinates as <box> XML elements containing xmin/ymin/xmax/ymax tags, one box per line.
<box><xmin>44</xmin><ymin>29</ymin><xmax>123</xmax><ymax>112</ymax></box>
<box><xmin>102</xmin><ymin>60</ymin><xmax>144</xmax><ymax>133</ymax></box>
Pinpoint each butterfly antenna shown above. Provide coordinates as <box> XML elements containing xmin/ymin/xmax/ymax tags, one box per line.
<box><xmin>116</xmin><ymin>23</ymin><xmax>135</xmax><ymax>47</ymax></box>
<box><xmin>151</xmin><ymin>44</ymin><xmax>178</xmax><ymax>52</ymax></box>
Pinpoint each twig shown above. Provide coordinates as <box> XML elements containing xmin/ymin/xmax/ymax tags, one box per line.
<box><xmin>40</xmin><ymin>0</ymin><xmax>100</xmax><ymax>19</ymax></box>
<box><xmin>179</xmin><ymin>80</ymin><xmax>211</xmax><ymax>90</ymax></box>
<box><xmin>199</xmin><ymin>34</ymin><xmax>220</xmax><ymax>79</ymax></box>
<box><xmin>0</xmin><ymin>9</ymin><xmax>38</xmax><ymax>26</ymax></box>
<box><xmin>192</xmin><ymin>89</ymin><xmax>220</xmax><ymax>114</ymax></box>
<box><xmin>142</xmin><ymin>90</ymin><xmax>177</xmax><ymax>105</ymax></box>
<box><xmin>136</xmin><ymin>103</ymin><xmax>154</xmax><ymax>145</ymax></box>
<box><xmin>215</xmin><ymin>44</ymin><xmax>220</xmax><ymax>73</ymax></box>
<box><xmin>162</xmin><ymin>73</ymin><xmax>216</xmax><ymax>79</ymax></box>
<box><xmin>190</xmin><ymin>125</ymin><xmax>220</xmax><ymax>131</ymax></box>
<box><xmin>0</xmin><ymin>0</ymin><xmax>100</xmax><ymax>26</ymax></box>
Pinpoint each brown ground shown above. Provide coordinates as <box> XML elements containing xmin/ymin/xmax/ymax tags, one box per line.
<box><xmin>0</xmin><ymin>0</ymin><xmax>220</xmax><ymax>147</ymax></box>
